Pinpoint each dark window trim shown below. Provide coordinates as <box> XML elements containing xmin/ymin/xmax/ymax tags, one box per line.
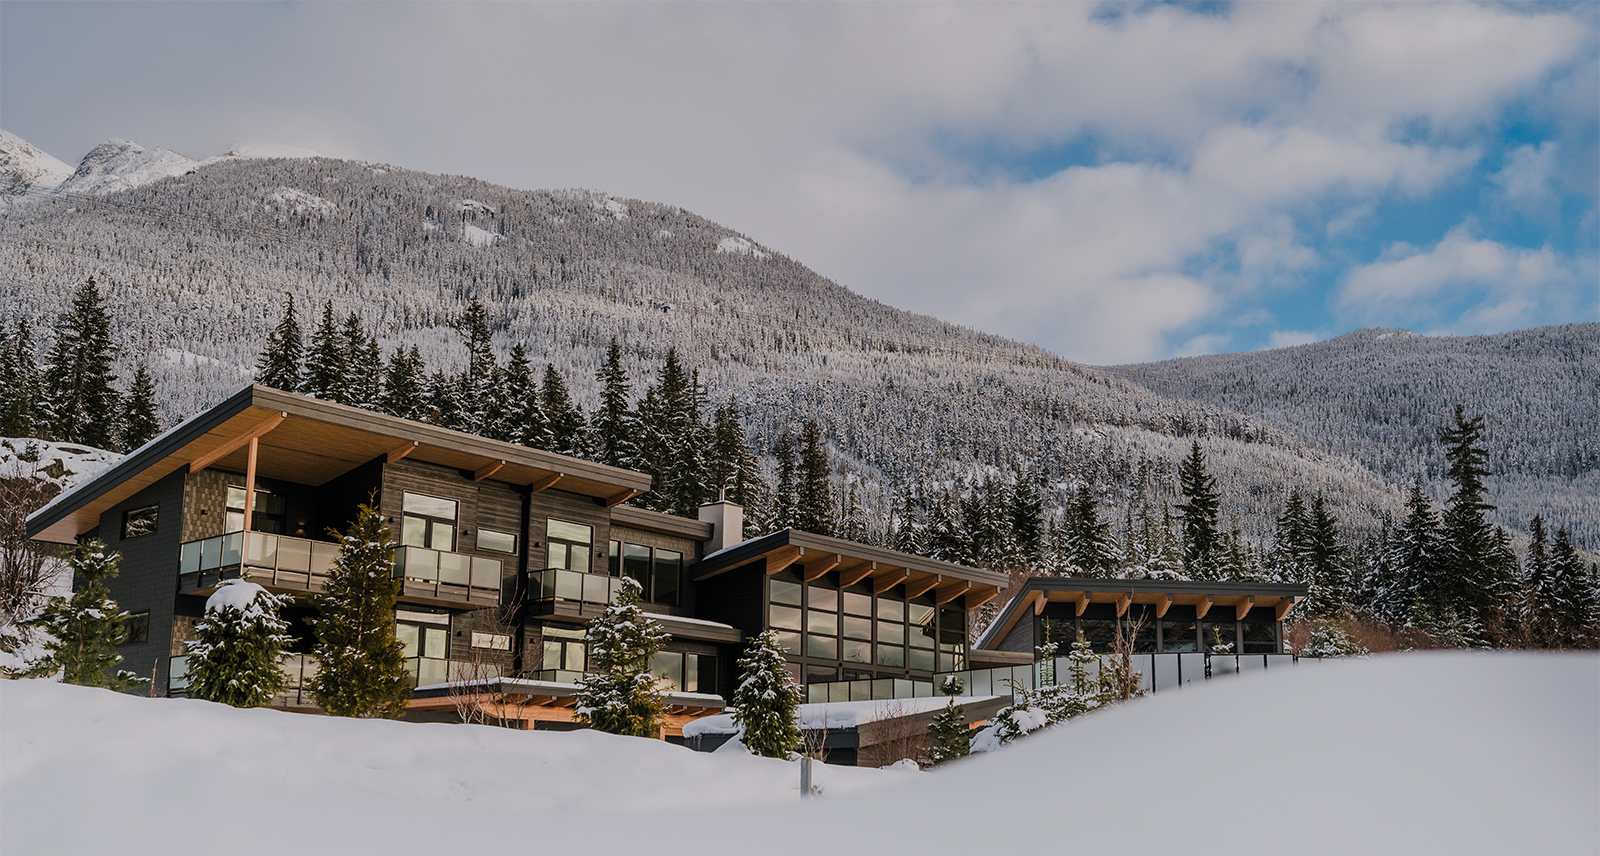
<box><xmin>120</xmin><ymin>504</ymin><xmax>159</xmax><ymax>540</ymax></box>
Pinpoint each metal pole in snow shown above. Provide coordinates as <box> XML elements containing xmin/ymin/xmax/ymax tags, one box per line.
<box><xmin>800</xmin><ymin>755</ymin><xmax>812</xmax><ymax>798</ymax></box>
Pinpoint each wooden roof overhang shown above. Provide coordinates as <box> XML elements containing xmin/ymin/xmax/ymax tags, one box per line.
<box><xmin>27</xmin><ymin>385</ymin><xmax>654</xmax><ymax>544</ymax></box>
<box><xmin>691</xmin><ymin>528</ymin><xmax>1010</xmax><ymax>611</ymax></box>
<box><xmin>408</xmin><ymin>678</ymin><xmax>726</xmax><ymax>737</ymax></box>
<box><xmin>977</xmin><ymin>577</ymin><xmax>1312</xmax><ymax>652</ymax></box>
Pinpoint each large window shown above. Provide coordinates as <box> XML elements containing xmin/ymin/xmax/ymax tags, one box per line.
<box><xmin>546</xmin><ymin>519</ymin><xmax>593</xmax><ymax>574</ymax></box>
<box><xmin>121</xmin><ymin>611</ymin><xmax>149</xmax><ymax>645</ymax></box>
<box><xmin>610</xmin><ymin>538</ymin><xmax>682</xmax><ymax>606</ymax></box>
<box><xmin>649</xmin><ymin>651</ymin><xmax>718</xmax><ymax>695</ymax></box>
<box><xmin>396</xmin><ymin>610</ymin><xmax>450</xmax><ymax>660</ymax></box>
<box><xmin>476</xmin><ymin>528</ymin><xmax>517</xmax><ymax>554</ymax></box>
<box><xmin>542</xmin><ymin>625</ymin><xmax>587</xmax><ymax>672</ymax></box>
<box><xmin>769</xmin><ymin>574</ymin><xmax>954</xmax><ymax>676</ymax></box>
<box><xmin>121</xmin><ymin>504</ymin><xmax>158</xmax><ymax>540</ymax></box>
<box><xmin>1242</xmin><ymin>621</ymin><xmax>1278</xmax><ymax>654</ymax></box>
<box><xmin>226</xmin><ymin>486</ymin><xmax>285</xmax><ymax>534</ymax></box>
<box><xmin>1203</xmin><ymin>620</ymin><xmax>1238</xmax><ymax>654</ymax></box>
<box><xmin>1160</xmin><ymin>619</ymin><xmax>1198</xmax><ymax>653</ymax></box>
<box><xmin>402</xmin><ymin>493</ymin><xmax>458</xmax><ymax>551</ymax></box>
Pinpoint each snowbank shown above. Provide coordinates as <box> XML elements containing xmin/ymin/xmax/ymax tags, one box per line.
<box><xmin>684</xmin><ymin>695</ymin><xmax>1004</xmax><ymax>738</ymax></box>
<box><xmin>3</xmin><ymin>653</ymin><xmax>1594</xmax><ymax>855</ymax></box>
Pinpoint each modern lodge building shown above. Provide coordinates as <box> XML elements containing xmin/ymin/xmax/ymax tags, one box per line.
<box><xmin>26</xmin><ymin>384</ymin><xmax>1307</xmax><ymax>744</ymax></box>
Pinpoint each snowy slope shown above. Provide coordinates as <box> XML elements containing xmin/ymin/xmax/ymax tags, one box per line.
<box><xmin>3</xmin><ymin>653</ymin><xmax>1593</xmax><ymax>855</ymax></box>
<box><xmin>56</xmin><ymin>139</ymin><xmax>200</xmax><ymax>196</ymax></box>
<box><xmin>0</xmin><ymin>130</ymin><xmax>74</xmax><ymax>206</ymax></box>
<box><xmin>0</xmin><ymin>438</ymin><xmax>120</xmax><ymax>493</ymax></box>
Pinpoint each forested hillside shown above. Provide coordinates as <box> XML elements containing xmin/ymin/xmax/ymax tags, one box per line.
<box><xmin>1115</xmin><ymin>326</ymin><xmax>1600</xmax><ymax>549</ymax></box>
<box><xmin>0</xmin><ymin>145</ymin><xmax>1407</xmax><ymax>547</ymax></box>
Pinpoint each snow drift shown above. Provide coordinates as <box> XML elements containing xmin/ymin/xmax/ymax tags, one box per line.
<box><xmin>2</xmin><ymin>654</ymin><xmax>1593</xmax><ymax>855</ymax></box>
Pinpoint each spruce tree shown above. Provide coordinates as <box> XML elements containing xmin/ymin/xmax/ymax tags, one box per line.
<box><xmin>574</xmin><ymin>577</ymin><xmax>668</xmax><ymax>737</ymax></box>
<box><xmin>839</xmin><ymin>483</ymin><xmax>869</xmax><ymax>543</ymax></box>
<box><xmin>1302</xmin><ymin>492</ymin><xmax>1348</xmax><ymax>618</ymax></box>
<box><xmin>1523</xmin><ymin>516</ymin><xmax>1554</xmax><ymax>640</ymax></box>
<box><xmin>342</xmin><ymin>318</ymin><xmax>382</xmax><ymax>411</ymax></box>
<box><xmin>770</xmin><ymin>431</ymin><xmax>799</xmax><ymax>530</ymax></box>
<box><xmin>1373</xmin><ymin>483</ymin><xmax>1444</xmax><ymax>627</ymax></box>
<box><xmin>1175</xmin><ymin>441</ymin><xmax>1221</xmax><ymax>579</ymax></box>
<box><xmin>795</xmin><ymin>420</ymin><xmax>835</xmax><ymax>536</ymax></box>
<box><xmin>379</xmin><ymin>347</ymin><xmax>427</xmax><ymax>421</ymax></box>
<box><xmin>458</xmin><ymin>299</ymin><xmax>497</xmax><ymax>434</ymax></box>
<box><xmin>494</xmin><ymin>344</ymin><xmax>546</xmax><ymax>446</ymax></box>
<box><xmin>708</xmin><ymin>400</ymin><xmax>765</xmax><ymax>535</ymax></box>
<box><xmin>729</xmin><ymin>629</ymin><xmax>803</xmax><ymax>758</ymax></box>
<box><xmin>1549</xmin><ymin>527</ymin><xmax>1598</xmax><ymax>646</ymax></box>
<box><xmin>303</xmin><ymin>300</ymin><xmax>348</xmax><ymax>404</ymax></box>
<box><xmin>12</xmin><ymin>540</ymin><xmax>143</xmax><ymax>689</ymax></box>
<box><xmin>590</xmin><ymin>339</ymin><xmax>638</xmax><ymax>469</ymax></box>
<box><xmin>184</xmin><ymin>579</ymin><xmax>292</xmax><ymax>707</ymax></box>
<box><xmin>424</xmin><ymin>369</ymin><xmax>463</xmax><ymax>429</ymax></box>
<box><xmin>1438</xmin><ymin>405</ymin><xmax>1508</xmax><ymax>635</ymax></box>
<box><xmin>308</xmin><ymin>501</ymin><xmax>411</xmax><ymax>718</ymax></box>
<box><xmin>925</xmin><ymin>674</ymin><xmax>970</xmax><ymax>766</ymax></box>
<box><xmin>1066</xmin><ymin>483</ymin><xmax>1113</xmax><ymax>576</ymax></box>
<box><xmin>541</xmin><ymin>364</ymin><xmax>585</xmax><ymax>456</ymax></box>
<box><xmin>926</xmin><ymin>490</ymin><xmax>972</xmax><ymax>565</ymax></box>
<box><xmin>41</xmin><ymin>277</ymin><xmax>120</xmax><ymax>449</ymax></box>
<box><xmin>256</xmin><ymin>293</ymin><xmax>305</xmax><ymax>391</ymax></box>
<box><xmin>1009</xmin><ymin>471</ymin><xmax>1045</xmax><ymax>565</ymax></box>
<box><xmin>633</xmin><ymin>350</ymin><xmax>709</xmax><ymax>516</ymax></box>
<box><xmin>119</xmin><ymin>364</ymin><xmax>160</xmax><ymax>450</ymax></box>
<box><xmin>1270</xmin><ymin>490</ymin><xmax>1311</xmax><ymax>584</ymax></box>
<box><xmin>0</xmin><ymin>321</ymin><xmax>42</xmax><ymax>438</ymax></box>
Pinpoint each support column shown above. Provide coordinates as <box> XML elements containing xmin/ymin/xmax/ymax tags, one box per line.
<box><xmin>242</xmin><ymin>436</ymin><xmax>259</xmax><ymax>533</ymax></box>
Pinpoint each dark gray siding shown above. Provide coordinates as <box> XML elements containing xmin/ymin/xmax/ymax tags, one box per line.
<box><xmin>1000</xmin><ymin>611</ymin><xmax>1035</xmax><ymax>654</ymax></box>
<box><xmin>694</xmin><ymin>566</ymin><xmax>765</xmax><ymax>640</ymax></box>
<box><xmin>95</xmin><ymin>469</ymin><xmax>186</xmax><ymax>690</ymax></box>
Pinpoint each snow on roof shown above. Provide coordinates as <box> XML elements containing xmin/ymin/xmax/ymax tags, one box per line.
<box><xmin>647</xmin><ymin>613</ymin><xmax>737</xmax><ymax>630</ymax></box>
<box><xmin>682</xmin><ymin>696</ymin><xmax>1004</xmax><ymax>738</ymax></box>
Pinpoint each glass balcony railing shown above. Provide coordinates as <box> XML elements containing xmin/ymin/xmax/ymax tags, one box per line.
<box><xmin>805</xmin><ymin>677</ymin><xmax>936</xmax><ymax>705</ymax></box>
<box><xmin>392</xmin><ymin>546</ymin><xmax>502</xmax><ymax>606</ymax></box>
<box><xmin>169</xmin><ymin>653</ymin><xmax>320</xmax><ymax>706</ymax></box>
<box><xmin>529</xmin><ymin>668</ymin><xmax>588</xmax><ymax>685</ymax></box>
<box><xmin>178</xmin><ymin>531</ymin><xmax>340</xmax><ymax>594</ymax></box>
<box><xmin>527</xmin><ymin>567</ymin><xmax>623</xmax><ymax>607</ymax></box>
<box><xmin>406</xmin><ymin>656</ymin><xmax>504</xmax><ymax>689</ymax></box>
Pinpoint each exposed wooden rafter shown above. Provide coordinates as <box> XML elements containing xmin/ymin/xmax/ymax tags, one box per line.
<box><xmin>1074</xmin><ymin>592</ymin><xmax>1090</xmax><ymax>616</ymax></box>
<box><xmin>1155</xmin><ymin>593</ymin><xmax>1174</xmax><ymax>619</ymax></box>
<box><xmin>934</xmin><ymin>580</ymin><xmax>970</xmax><ymax>605</ymax></box>
<box><xmin>1033</xmin><ymin>590</ymin><xmax>1046</xmax><ymax>616</ymax></box>
<box><xmin>1235</xmin><ymin>596</ymin><xmax>1256</xmax><ymax>620</ymax></box>
<box><xmin>1275</xmin><ymin>596</ymin><xmax>1297</xmax><ymax>621</ymax></box>
<box><xmin>801</xmin><ymin>554</ymin><xmax>840</xmax><ymax>582</ymax></box>
<box><xmin>903</xmin><ymin>574</ymin><xmax>940</xmax><ymax>600</ymax></box>
<box><xmin>965</xmin><ymin>586</ymin><xmax>997</xmax><ymax>610</ymax></box>
<box><xmin>838</xmin><ymin>560</ymin><xmax>876</xmax><ymax>588</ymax></box>
<box><xmin>188</xmin><ymin>411</ymin><xmax>287</xmax><ymax>473</ymax></box>
<box><xmin>1195</xmin><ymin>594</ymin><xmax>1213</xmax><ymax>620</ymax></box>
<box><xmin>386</xmin><ymin>440</ymin><xmax>418</xmax><ymax>463</ymax></box>
<box><xmin>765</xmin><ymin>545</ymin><xmax>803</xmax><ymax>576</ymax></box>
<box><xmin>604</xmin><ymin>489</ymin><xmax>640</xmax><ymax>507</ymax></box>
<box><xmin>872</xmin><ymin>568</ymin><xmax>909</xmax><ymax>595</ymax></box>
<box><xmin>473</xmin><ymin>460</ymin><xmax>506</xmax><ymax>481</ymax></box>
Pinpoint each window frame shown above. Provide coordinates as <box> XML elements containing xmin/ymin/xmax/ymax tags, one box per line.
<box><xmin>120</xmin><ymin>504</ymin><xmax>159</xmax><ymax>540</ymax></box>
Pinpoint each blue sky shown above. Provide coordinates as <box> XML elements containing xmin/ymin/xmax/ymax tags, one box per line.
<box><xmin>2</xmin><ymin>2</ymin><xmax>1595</xmax><ymax>364</ymax></box>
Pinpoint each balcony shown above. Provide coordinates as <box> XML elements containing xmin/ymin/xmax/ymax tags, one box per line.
<box><xmin>806</xmin><ymin>678</ymin><xmax>937</xmax><ymax>704</ymax></box>
<box><xmin>178</xmin><ymin>531</ymin><xmax>340</xmax><ymax>596</ymax></box>
<box><xmin>407</xmin><ymin>656</ymin><xmax>504</xmax><ymax>689</ymax></box>
<box><xmin>525</xmin><ymin>567</ymin><xmax>624</xmax><ymax>618</ymax></box>
<box><xmin>168</xmin><ymin>653</ymin><xmax>320</xmax><ymax>708</ymax></box>
<box><xmin>392</xmin><ymin>546</ymin><xmax>503</xmax><ymax>608</ymax></box>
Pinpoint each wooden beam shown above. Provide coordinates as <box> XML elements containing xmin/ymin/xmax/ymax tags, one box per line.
<box><xmin>473</xmin><ymin>460</ymin><xmax>506</xmax><ymax>481</ymax></box>
<box><xmin>1275</xmin><ymin>596</ymin><xmax>1298</xmax><ymax>621</ymax></box>
<box><xmin>934</xmin><ymin>580</ymin><xmax>970</xmax><ymax>605</ymax></box>
<box><xmin>838</xmin><ymin>560</ymin><xmax>876</xmax><ymax>588</ymax></box>
<box><xmin>965</xmin><ymin>586</ymin><xmax>997</xmax><ymax>610</ymax></box>
<box><xmin>765</xmin><ymin>545</ymin><xmax>803</xmax><ymax>576</ymax></box>
<box><xmin>1033</xmin><ymin>590</ymin><xmax>1047</xmax><ymax>615</ymax></box>
<box><xmin>903</xmin><ymin>574</ymin><xmax>940</xmax><ymax>600</ymax></box>
<box><xmin>1073</xmin><ymin>592</ymin><xmax>1090</xmax><ymax>616</ymax></box>
<box><xmin>1235</xmin><ymin>596</ymin><xmax>1256</xmax><ymax>621</ymax></box>
<box><xmin>1115</xmin><ymin>592</ymin><xmax>1131</xmax><ymax>617</ymax></box>
<box><xmin>872</xmin><ymin>569</ymin><xmax>909</xmax><ymax>595</ymax></box>
<box><xmin>528</xmin><ymin>472</ymin><xmax>563</xmax><ymax>493</ymax></box>
<box><xmin>604</xmin><ymin>489</ymin><xmax>639</xmax><ymax>507</ymax></box>
<box><xmin>188</xmin><ymin>411</ymin><xmax>286</xmax><ymax>473</ymax></box>
<box><xmin>1194</xmin><ymin>595</ymin><xmax>1213</xmax><ymax>620</ymax></box>
<box><xmin>386</xmin><ymin>440</ymin><xmax>418</xmax><ymax>463</ymax></box>
<box><xmin>241</xmin><ymin>436</ymin><xmax>259</xmax><ymax>533</ymax></box>
<box><xmin>1154</xmin><ymin>593</ymin><xmax>1174</xmax><ymax>619</ymax></box>
<box><xmin>800</xmin><ymin>554</ymin><xmax>840</xmax><ymax>582</ymax></box>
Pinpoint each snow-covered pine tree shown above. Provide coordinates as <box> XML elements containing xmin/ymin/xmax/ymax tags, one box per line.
<box><xmin>924</xmin><ymin>674</ymin><xmax>970</xmax><ymax>765</ymax></box>
<box><xmin>1008</xmin><ymin>470</ymin><xmax>1045</xmax><ymax>565</ymax></box>
<box><xmin>424</xmin><ymin>369</ymin><xmax>463</xmax><ymax>430</ymax></box>
<box><xmin>341</xmin><ymin>317</ymin><xmax>382</xmax><ymax>411</ymax></box>
<box><xmin>708</xmin><ymin>399</ymin><xmax>765</xmax><ymax>536</ymax></box>
<box><xmin>184</xmin><ymin>579</ymin><xmax>293</xmax><ymax>707</ymax></box>
<box><xmin>574</xmin><ymin>576</ymin><xmax>668</xmax><ymax>737</ymax></box>
<box><xmin>0</xmin><ymin>321</ymin><xmax>41</xmax><ymax>437</ymax></box>
<box><xmin>1438</xmin><ymin>406</ymin><xmax>1512</xmax><ymax>639</ymax></box>
<box><xmin>1372</xmin><ymin>483</ymin><xmax>1444</xmax><ymax>627</ymax></box>
<box><xmin>1549</xmin><ymin>527</ymin><xmax>1599</xmax><ymax>647</ymax></box>
<box><xmin>729</xmin><ymin>628</ymin><xmax>803</xmax><ymax>758</ymax></box>
<box><xmin>1176</xmin><ymin>441</ymin><xmax>1222</xmax><ymax>580</ymax></box>
<box><xmin>541</xmin><ymin>364</ymin><xmax>585</xmax><ymax>456</ymax></box>
<box><xmin>1522</xmin><ymin>515</ymin><xmax>1552</xmax><ymax>639</ymax></box>
<box><xmin>1269</xmin><ymin>490</ymin><xmax>1311</xmax><ymax>584</ymax></box>
<box><xmin>1302</xmin><ymin>492</ymin><xmax>1349</xmax><ymax>617</ymax></box>
<box><xmin>1066</xmin><ymin>483</ymin><xmax>1114</xmax><ymax>576</ymax></box>
<box><xmin>457</xmin><ymin>299</ymin><xmax>497</xmax><ymax>435</ymax></box>
<box><xmin>119</xmin><ymin>364</ymin><xmax>161</xmax><ymax>451</ymax></box>
<box><xmin>256</xmin><ymin>293</ymin><xmax>305</xmax><ymax>392</ymax></box>
<box><xmin>796</xmin><ymin>420</ymin><xmax>835</xmax><ymax>536</ymax></box>
<box><xmin>303</xmin><ymin>300</ymin><xmax>348</xmax><ymax>404</ymax></box>
<box><xmin>589</xmin><ymin>338</ymin><xmax>638</xmax><ymax>469</ymax></box>
<box><xmin>839</xmin><ymin>482</ymin><xmax>868</xmax><ymax>543</ymax></box>
<box><xmin>770</xmin><ymin>431</ymin><xmax>799</xmax><ymax>531</ymax></box>
<box><xmin>925</xmin><ymin>490</ymin><xmax>971</xmax><ymax>565</ymax></box>
<box><xmin>11</xmin><ymin>539</ymin><xmax>143</xmax><ymax>689</ymax></box>
<box><xmin>307</xmin><ymin>500</ymin><xmax>411</xmax><ymax>718</ymax></box>
<box><xmin>493</xmin><ymin>344</ymin><xmax>544</xmax><ymax>445</ymax></box>
<box><xmin>1063</xmin><ymin>633</ymin><xmax>1102</xmax><ymax>718</ymax></box>
<box><xmin>41</xmin><ymin>277</ymin><xmax>119</xmax><ymax>449</ymax></box>
<box><xmin>379</xmin><ymin>346</ymin><xmax>427</xmax><ymax>421</ymax></box>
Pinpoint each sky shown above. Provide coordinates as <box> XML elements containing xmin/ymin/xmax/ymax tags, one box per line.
<box><xmin>2</xmin><ymin>1</ymin><xmax>1596</xmax><ymax>365</ymax></box>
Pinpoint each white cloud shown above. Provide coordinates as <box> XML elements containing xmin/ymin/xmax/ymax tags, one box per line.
<box><xmin>1492</xmin><ymin>142</ymin><xmax>1561</xmax><ymax>215</ymax></box>
<box><xmin>1339</xmin><ymin>226</ymin><xmax>1571</xmax><ymax>330</ymax></box>
<box><xmin>1263</xmin><ymin>330</ymin><xmax>1320</xmax><ymax>350</ymax></box>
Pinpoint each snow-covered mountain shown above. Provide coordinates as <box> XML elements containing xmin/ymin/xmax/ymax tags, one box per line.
<box><xmin>0</xmin><ymin>130</ymin><xmax>74</xmax><ymax>208</ymax></box>
<box><xmin>55</xmin><ymin>138</ymin><xmax>200</xmax><ymax>196</ymax></box>
<box><xmin>0</xmin><ymin>130</ymin><xmax>323</xmax><ymax>202</ymax></box>
<box><xmin>0</xmin><ymin>130</ymin><xmax>1591</xmax><ymax>549</ymax></box>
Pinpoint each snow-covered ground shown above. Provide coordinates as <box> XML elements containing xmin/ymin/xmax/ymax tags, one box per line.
<box><xmin>3</xmin><ymin>653</ymin><xmax>1593</xmax><ymax>855</ymax></box>
<box><xmin>0</xmin><ymin>438</ymin><xmax>120</xmax><ymax>493</ymax></box>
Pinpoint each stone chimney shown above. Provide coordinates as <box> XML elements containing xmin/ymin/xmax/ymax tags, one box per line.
<box><xmin>698</xmin><ymin>498</ymin><xmax>744</xmax><ymax>554</ymax></box>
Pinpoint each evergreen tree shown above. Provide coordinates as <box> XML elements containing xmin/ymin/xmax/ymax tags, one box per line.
<box><xmin>1523</xmin><ymin>515</ymin><xmax>1554</xmax><ymax>640</ymax></box>
<box><xmin>1066</xmin><ymin>483</ymin><xmax>1114</xmax><ymax>576</ymax></box>
<box><xmin>457</xmin><ymin>299</ymin><xmax>497</xmax><ymax>434</ymax></box>
<box><xmin>379</xmin><ymin>347</ymin><xmax>427</xmax><ymax>421</ymax></box>
<box><xmin>119</xmin><ymin>364</ymin><xmax>160</xmax><ymax>450</ymax></box>
<box><xmin>1062</xmin><ymin>634</ymin><xmax>1104</xmax><ymax>717</ymax></box>
<box><xmin>575</xmin><ymin>577</ymin><xmax>668</xmax><ymax>737</ymax></box>
<box><xmin>839</xmin><ymin>483</ymin><xmax>869</xmax><ymax>543</ymax></box>
<box><xmin>1549</xmin><ymin>527</ymin><xmax>1598</xmax><ymax>647</ymax></box>
<box><xmin>541</xmin><ymin>364</ymin><xmax>585</xmax><ymax>456</ymax></box>
<box><xmin>1438</xmin><ymin>405</ymin><xmax>1509</xmax><ymax>635</ymax></box>
<box><xmin>423</xmin><ymin>369</ymin><xmax>463</xmax><ymax>429</ymax></box>
<box><xmin>795</xmin><ymin>420</ymin><xmax>835</xmax><ymax>536</ymax></box>
<box><xmin>494</xmin><ymin>344</ymin><xmax>548</xmax><ymax>446</ymax></box>
<box><xmin>1269</xmin><ymin>490</ymin><xmax>1311</xmax><ymax>584</ymax></box>
<box><xmin>303</xmin><ymin>300</ymin><xmax>348</xmax><ymax>404</ymax></box>
<box><xmin>924</xmin><ymin>674</ymin><xmax>970</xmax><ymax>766</ymax></box>
<box><xmin>342</xmin><ymin>317</ymin><xmax>382</xmax><ymax>411</ymax></box>
<box><xmin>1008</xmin><ymin>471</ymin><xmax>1045</xmax><ymax>564</ymax></box>
<box><xmin>729</xmin><ymin>629</ymin><xmax>803</xmax><ymax>758</ymax></box>
<box><xmin>184</xmin><ymin>580</ymin><xmax>292</xmax><ymax>707</ymax></box>
<box><xmin>589</xmin><ymin>339</ymin><xmax>638</xmax><ymax>469</ymax></box>
<box><xmin>708</xmin><ymin>399</ymin><xmax>765</xmax><ymax>535</ymax></box>
<box><xmin>1300</xmin><ymin>493</ymin><xmax>1349</xmax><ymax>617</ymax></box>
<box><xmin>889</xmin><ymin>487</ymin><xmax>926</xmax><ymax>555</ymax></box>
<box><xmin>11</xmin><ymin>540</ymin><xmax>143</xmax><ymax>689</ymax></box>
<box><xmin>308</xmin><ymin>501</ymin><xmax>411</xmax><ymax>718</ymax></box>
<box><xmin>1175</xmin><ymin>441</ymin><xmax>1222</xmax><ymax>579</ymax></box>
<box><xmin>256</xmin><ymin>293</ymin><xmax>305</xmax><ymax>391</ymax></box>
<box><xmin>925</xmin><ymin>490</ymin><xmax>972</xmax><ymax>565</ymax></box>
<box><xmin>41</xmin><ymin>277</ymin><xmax>120</xmax><ymax>449</ymax></box>
<box><xmin>0</xmin><ymin>321</ymin><xmax>42</xmax><ymax>437</ymax></box>
<box><xmin>770</xmin><ymin>431</ymin><xmax>799</xmax><ymax>530</ymax></box>
<box><xmin>633</xmin><ymin>351</ymin><xmax>709</xmax><ymax>516</ymax></box>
